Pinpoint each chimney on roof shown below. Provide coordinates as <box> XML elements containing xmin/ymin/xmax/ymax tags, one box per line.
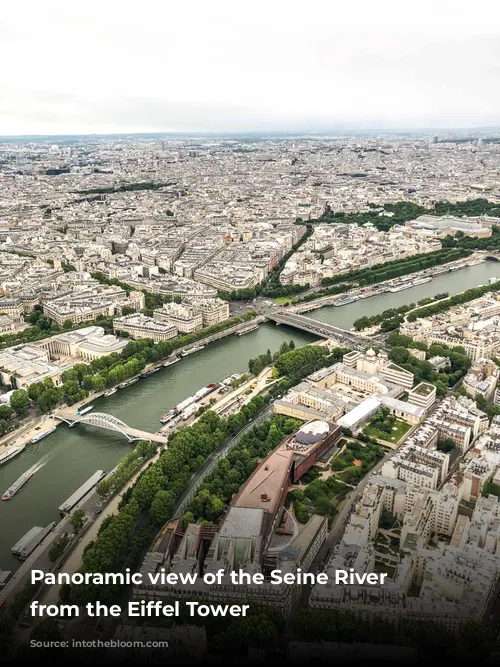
<box><xmin>261</xmin><ymin>493</ymin><xmax>269</xmax><ymax>501</ymax></box>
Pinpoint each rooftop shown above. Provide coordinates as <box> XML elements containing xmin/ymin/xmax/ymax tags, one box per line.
<box><xmin>232</xmin><ymin>447</ymin><xmax>295</xmax><ymax>516</ymax></box>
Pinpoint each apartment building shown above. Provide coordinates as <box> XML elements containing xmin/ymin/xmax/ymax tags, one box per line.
<box><xmin>113</xmin><ymin>314</ymin><xmax>178</xmax><ymax>342</ymax></box>
<box><xmin>185</xmin><ymin>297</ymin><xmax>230</xmax><ymax>327</ymax></box>
<box><xmin>153</xmin><ymin>303</ymin><xmax>203</xmax><ymax>334</ymax></box>
<box><xmin>0</xmin><ymin>299</ymin><xmax>24</xmax><ymax>319</ymax></box>
<box><xmin>381</xmin><ymin>443</ymin><xmax>449</xmax><ymax>490</ymax></box>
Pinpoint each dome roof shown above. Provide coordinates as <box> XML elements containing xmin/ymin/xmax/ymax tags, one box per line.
<box><xmin>295</xmin><ymin>420</ymin><xmax>330</xmax><ymax>445</ymax></box>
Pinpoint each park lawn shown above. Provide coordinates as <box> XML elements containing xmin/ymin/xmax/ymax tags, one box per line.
<box><xmin>274</xmin><ymin>296</ymin><xmax>293</xmax><ymax>305</ymax></box>
<box><xmin>363</xmin><ymin>418</ymin><xmax>411</xmax><ymax>444</ymax></box>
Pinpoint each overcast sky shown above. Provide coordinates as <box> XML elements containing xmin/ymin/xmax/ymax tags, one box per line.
<box><xmin>1</xmin><ymin>0</ymin><xmax>500</xmax><ymax>135</ymax></box>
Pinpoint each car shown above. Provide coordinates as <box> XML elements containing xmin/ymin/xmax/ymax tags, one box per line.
<box><xmin>94</xmin><ymin>509</ymin><xmax>102</xmax><ymax>515</ymax></box>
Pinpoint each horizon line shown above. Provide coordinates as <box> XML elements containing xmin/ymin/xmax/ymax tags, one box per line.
<box><xmin>1</xmin><ymin>125</ymin><xmax>500</xmax><ymax>140</ymax></box>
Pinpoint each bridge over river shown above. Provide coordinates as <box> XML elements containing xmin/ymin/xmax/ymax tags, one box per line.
<box><xmin>54</xmin><ymin>409</ymin><xmax>169</xmax><ymax>445</ymax></box>
<box><xmin>265</xmin><ymin>309</ymin><xmax>387</xmax><ymax>350</ymax></box>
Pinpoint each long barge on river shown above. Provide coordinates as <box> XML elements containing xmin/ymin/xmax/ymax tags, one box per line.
<box><xmin>11</xmin><ymin>522</ymin><xmax>56</xmax><ymax>560</ymax></box>
<box><xmin>58</xmin><ymin>469</ymin><xmax>106</xmax><ymax>515</ymax></box>
<box><xmin>2</xmin><ymin>459</ymin><xmax>46</xmax><ymax>501</ymax></box>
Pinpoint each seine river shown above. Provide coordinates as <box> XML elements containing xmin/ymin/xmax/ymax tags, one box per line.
<box><xmin>0</xmin><ymin>259</ymin><xmax>498</xmax><ymax>572</ymax></box>
<box><xmin>0</xmin><ymin>324</ymin><xmax>316</xmax><ymax>572</ymax></box>
<box><xmin>310</xmin><ymin>259</ymin><xmax>500</xmax><ymax>330</ymax></box>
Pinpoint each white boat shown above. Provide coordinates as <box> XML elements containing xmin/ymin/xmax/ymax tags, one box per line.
<box><xmin>30</xmin><ymin>426</ymin><xmax>57</xmax><ymax>444</ymax></box>
<box><xmin>104</xmin><ymin>388</ymin><xmax>118</xmax><ymax>397</ymax></box>
<box><xmin>334</xmin><ymin>295</ymin><xmax>360</xmax><ymax>306</ymax></box>
<box><xmin>176</xmin><ymin>395</ymin><xmax>196</xmax><ymax>412</ymax></box>
<box><xmin>163</xmin><ymin>357</ymin><xmax>180</xmax><ymax>367</ymax></box>
<box><xmin>411</xmin><ymin>276</ymin><xmax>432</xmax><ymax>286</ymax></box>
<box><xmin>76</xmin><ymin>405</ymin><xmax>94</xmax><ymax>416</ymax></box>
<box><xmin>389</xmin><ymin>283</ymin><xmax>413</xmax><ymax>293</ymax></box>
<box><xmin>237</xmin><ymin>324</ymin><xmax>260</xmax><ymax>336</ymax></box>
<box><xmin>160</xmin><ymin>409</ymin><xmax>177</xmax><ymax>424</ymax></box>
<box><xmin>181</xmin><ymin>405</ymin><xmax>197</xmax><ymax>420</ymax></box>
<box><xmin>181</xmin><ymin>345</ymin><xmax>205</xmax><ymax>357</ymax></box>
<box><xmin>0</xmin><ymin>446</ymin><xmax>24</xmax><ymax>468</ymax></box>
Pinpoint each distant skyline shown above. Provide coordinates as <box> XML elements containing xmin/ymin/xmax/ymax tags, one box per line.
<box><xmin>2</xmin><ymin>0</ymin><xmax>500</xmax><ymax>136</ymax></box>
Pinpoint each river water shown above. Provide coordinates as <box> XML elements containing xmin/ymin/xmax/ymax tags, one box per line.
<box><xmin>0</xmin><ymin>259</ymin><xmax>498</xmax><ymax>573</ymax></box>
<box><xmin>0</xmin><ymin>323</ymin><xmax>315</xmax><ymax>572</ymax></box>
<box><xmin>310</xmin><ymin>260</ymin><xmax>500</xmax><ymax>330</ymax></box>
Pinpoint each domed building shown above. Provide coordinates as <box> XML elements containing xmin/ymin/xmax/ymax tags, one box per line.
<box><xmin>284</xmin><ymin>419</ymin><xmax>341</xmax><ymax>482</ymax></box>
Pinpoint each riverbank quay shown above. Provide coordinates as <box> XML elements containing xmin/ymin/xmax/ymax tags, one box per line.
<box><xmin>0</xmin><ymin>363</ymin><xmax>278</xmax><ymax>608</ymax></box>
<box><xmin>308</xmin><ymin>258</ymin><xmax>500</xmax><ymax>332</ymax></box>
<box><xmin>4</xmin><ymin>372</ymin><xmax>278</xmax><ymax>610</ymax></box>
<box><xmin>286</xmin><ymin>254</ymin><xmax>485</xmax><ymax>314</ymax></box>
<box><xmin>0</xmin><ymin>415</ymin><xmax>58</xmax><ymax>458</ymax></box>
<box><xmin>0</xmin><ymin>324</ymin><xmax>318</xmax><ymax>580</ymax></box>
<box><xmin>0</xmin><ymin>315</ymin><xmax>266</xmax><ymax>452</ymax></box>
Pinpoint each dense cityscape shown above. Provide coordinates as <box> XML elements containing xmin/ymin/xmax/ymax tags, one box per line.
<box><xmin>1</xmin><ymin>131</ymin><xmax>500</xmax><ymax>662</ymax></box>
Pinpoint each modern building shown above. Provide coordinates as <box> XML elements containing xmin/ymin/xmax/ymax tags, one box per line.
<box><xmin>132</xmin><ymin>420</ymin><xmax>340</xmax><ymax>618</ymax></box>
<box><xmin>407</xmin><ymin>382</ymin><xmax>437</xmax><ymax>413</ymax></box>
<box><xmin>336</xmin><ymin>397</ymin><xmax>382</xmax><ymax>433</ymax></box>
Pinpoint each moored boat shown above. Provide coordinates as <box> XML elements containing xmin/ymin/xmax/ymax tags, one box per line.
<box><xmin>160</xmin><ymin>409</ymin><xmax>177</xmax><ymax>424</ymax></box>
<box><xmin>237</xmin><ymin>324</ymin><xmax>260</xmax><ymax>336</ymax></box>
<box><xmin>76</xmin><ymin>405</ymin><xmax>93</xmax><ymax>416</ymax></box>
<box><xmin>118</xmin><ymin>376</ymin><xmax>140</xmax><ymax>389</ymax></box>
<box><xmin>0</xmin><ymin>446</ymin><xmax>24</xmax><ymax>468</ymax></box>
<box><xmin>30</xmin><ymin>425</ymin><xmax>57</xmax><ymax>444</ymax></box>
<box><xmin>181</xmin><ymin>345</ymin><xmax>205</xmax><ymax>357</ymax></box>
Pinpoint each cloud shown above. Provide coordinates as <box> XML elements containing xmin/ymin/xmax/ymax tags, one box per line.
<box><xmin>1</xmin><ymin>0</ymin><xmax>499</xmax><ymax>134</ymax></box>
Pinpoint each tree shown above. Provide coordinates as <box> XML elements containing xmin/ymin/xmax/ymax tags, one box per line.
<box><xmin>96</xmin><ymin>478</ymin><xmax>112</xmax><ymax>498</ymax></box>
<box><xmin>36</xmin><ymin>389</ymin><xmax>61</xmax><ymax>413</ymax></box>
<box><xmin>48</xmin><ymin>534</ymin><xmax>70</xmax><ymax>562</ymax></box>
<box><xmin>150</xmin><ymin>490</ymin><xmax>174</xmax><ymax>525</ymax></box>
<box><xmin>437</xmin><ymin>438</ymin><xmax>455</xmax><ymax>453</ymax></box>
<box><xmin>10</xmin><ymin>389</ymin><xmax>30</xmax><ymax>416</ymax></box>
<box><xmin>0</xmin><ymin>404</ymin><xmax>13</xmax><ymax>421</ymax></box>
<box><xmin>379</xmin><ymin>509</ymin><xmax>396</xmax><ymax>529</ymax></box>
<box><xmin>69</xmin><ymin>509</ymin><xmax>86</xmax><ymax>533</ymax></box>
<box><xmin>314</xmin><ymin>495</ymin><xmax>334</xmax><ymax>516</ymax></box>
<box><xmin>91</xmin><ymin>374</ymin><xmax>106</xmax><ymax>391</ymax></box>
<box><xmin>389</xmin><ymin>346</ymin><xmax>410</xmax><ymax>365</ymax></box>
